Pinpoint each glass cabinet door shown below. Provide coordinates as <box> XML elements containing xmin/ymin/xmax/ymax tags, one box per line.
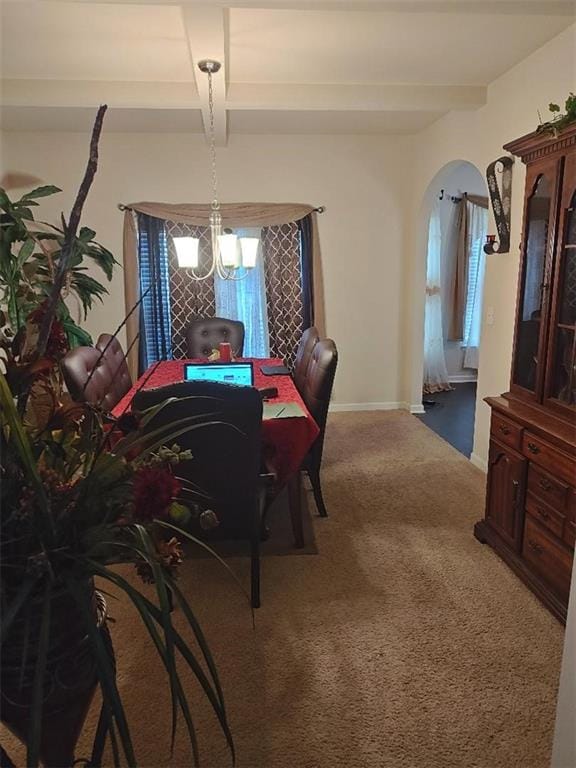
<box><xmin>546</xmin><ymin>156</ymin><xmax>576</xmax><ymax>411</ymax></box>
<box><xmin>512</xmin><ymin>162</ymin><xmax>559</xmax><ymax>396</ymax></box>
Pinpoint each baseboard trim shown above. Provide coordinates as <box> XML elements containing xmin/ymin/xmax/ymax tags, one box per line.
<box><xmin>470</xmin><ymin>452</ymin><xmax>488</xmax><ymax>473</ymax></box>
<box><xmin>329</xmin><ymin>402</ymin><xmax>404</xmax><ymax>413</ymax></box>
<box><xmin>448</xmin><ymin>374</ymin><xmax>478</xmax><ymax>383</ymax></box>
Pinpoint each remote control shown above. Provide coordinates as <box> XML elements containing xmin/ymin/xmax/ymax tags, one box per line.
<box><xmin>258</xmin><ymin>386</ymin><xmax>279</xmax><ymax>400</ymax></box>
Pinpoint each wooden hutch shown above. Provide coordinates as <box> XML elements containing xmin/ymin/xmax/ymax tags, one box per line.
<box><xmin>474</xmin><ymin>124</ymin><xmax>576</xmax><ymax>623</ymax></box>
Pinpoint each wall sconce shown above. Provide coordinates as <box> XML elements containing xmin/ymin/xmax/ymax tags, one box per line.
<box><xmin>484</xmin><ymin>156</ymin><xmax>514</xmax><ymax>255</ymax></box>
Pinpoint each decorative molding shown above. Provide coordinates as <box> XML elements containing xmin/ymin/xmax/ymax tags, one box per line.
<box><xmin>485</xmin><ymin>155</ymin><xmax>514</xmax><ymax>255</ymax></box>
<box><xmin>504</xmin><ymin>123</ymin><xmax>576</xmax><ymax>164</ymax></box>
<box><xmin>448</xmin><ymin>373</ymin><xmax>478</xmax><ymax>383</ymax></box>
<box><xmin>470</xmin><ymin>452</ymin><xmax>488</xmax><ymax>473</ymax></box>
<box><xmin>329</xmin><ymin>401</ymin><xmax>405</xmax><ymax>413</ymax></box>
<box><xmin>329</xmin><ymin>401</ymin><xmax>424</xmax><ymax>413</ymax></box>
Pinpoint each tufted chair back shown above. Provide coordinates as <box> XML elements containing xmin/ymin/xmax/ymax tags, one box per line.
<box><xmin>293</xmin><ymin>326</ymin><xmax>319</xmax><ymax>395</ymax></box>
<box><xmin>61</xmin><ymin>335</ymin><xmax>132</xmax><ymax>413</ymax></box>
<box><xmin>96</xmin><ymin>334</ymin><xmax>133</xmax><ymax>400</ymax></box>
<box><xmin>185</xmin><ymin>316</ymin><xmax>245</xmax><ymax>359</ymax></box>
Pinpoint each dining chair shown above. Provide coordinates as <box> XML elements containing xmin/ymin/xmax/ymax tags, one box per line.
<box><xmin>185</xmin><ymin>317</ymin><xmax>245</xmax><ymax>359</ymax></box>
<box><xmin>61</xmin><ymin>335</ymin><xmax>132</xmax><ymax>412</ymax></box>
<box><xmin>133</xmin><ymin>380</ymin><xmax>265</xmax><ymax>608</ymax></box>
<box><xmin>293</xmin><ymin>326</ymin><xmax>319</xmax><ymax>395</ymax></box>
<box><xmin>96</xmin><ymin>333</ymin><xmax>133</xmax><ymax>396</ymax></box>
<box><xmin>300</xmin><ymin>339</ymin><xmax>338</xmax><ymax>518</ymax></box>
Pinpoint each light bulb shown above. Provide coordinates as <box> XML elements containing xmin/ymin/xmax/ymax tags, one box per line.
<box><xmin>173</xmin><ymin>237</ymin><xmax>199</xmax><ymax>269</ymax></box>
<box><xmin>240</xmin><ymin>237</ymin><xmax>259</xmax><ymax>268</ymax></box>
<box><xmin>218</xmin><ymin>233</ymin><xmax>239</xmax><ymax>267</ymax></box>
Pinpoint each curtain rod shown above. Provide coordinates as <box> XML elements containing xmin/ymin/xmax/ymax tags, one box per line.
<box><xmin>438</xmin><ymin>190</ymin><xmax>467</xmax><ymax>203</ymax></box>
<box><xmin>117</xmin><ymin>203</ymin><xmax>325</xmax><ymax>213</ymax></box>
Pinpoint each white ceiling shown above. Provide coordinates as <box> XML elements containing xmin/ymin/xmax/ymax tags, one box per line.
<box><xmin>1</xmin><ymin>0</ymin><xmax>574</xmax><ymax>137</ymax></box>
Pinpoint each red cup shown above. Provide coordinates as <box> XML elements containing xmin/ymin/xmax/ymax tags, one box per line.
<box><xmin>219</xmin><ymin>342</ymin><xmax>232</xmax><ymax>362</ymax></box>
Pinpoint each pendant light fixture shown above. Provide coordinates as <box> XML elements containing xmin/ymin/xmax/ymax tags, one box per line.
<box><xmin>173</xmin><ymin>59</ymin><xmax>258</xmax><ymax>280</ymax></box>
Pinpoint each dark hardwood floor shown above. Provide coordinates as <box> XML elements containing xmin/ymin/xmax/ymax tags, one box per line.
<box><xmin>416</xmin><ymin>382</ymin><xmax>477</xmax><ymax>458</ymax></box>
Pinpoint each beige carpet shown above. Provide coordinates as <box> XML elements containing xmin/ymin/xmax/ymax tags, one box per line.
<box><xmin>3</xmin><ymin>412</ymin><xmax>565</xmax><ymax>767</ymax></box>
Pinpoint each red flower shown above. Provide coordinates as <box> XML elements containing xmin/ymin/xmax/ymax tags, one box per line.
<box><xmin>132</xmin><ymin>466</ymin><xmax>181</xmax><ymax>522</ymax></box>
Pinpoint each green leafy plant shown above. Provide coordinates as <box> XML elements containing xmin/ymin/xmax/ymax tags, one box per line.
<box><xmin>537</xmin><ymin>93</ymin><xmax>576</xmax><ymax>137</ymax></box>
<box><xmin>0</xmin><ymin>106</ymin><xmax>237</xmax><ymax>767</ymax></box>
<box><xmin>0</xmin><ymin>184</ymin><xmax>117</xmax><ymax>347</ymax></box>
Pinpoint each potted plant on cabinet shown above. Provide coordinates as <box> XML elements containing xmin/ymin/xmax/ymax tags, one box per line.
<box><xmin>0</xmin><ymin>106</ymin><xmax>234</xmax><ymax>767</ymax></box>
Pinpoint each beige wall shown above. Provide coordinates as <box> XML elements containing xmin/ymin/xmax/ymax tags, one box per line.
<box><xmin>2</xmin><ymin>23</ymin><xmax>574</xmax><ymax>446</ymax></box>
<box><xmin>1</xmin><ymin>131</ymin><xmax>413</xmax><ymax>408</ymax></box>
<box><xmin>405</xmin><ymin>23</ymin><xmax>576</xmax><ymax>468</ymax></box>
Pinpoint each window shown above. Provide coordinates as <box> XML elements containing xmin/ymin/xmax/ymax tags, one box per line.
<box><xmin>214</xmin><ymin>228</ymin><xmax>270</xmax><ymax>357</ymax></box>
<box><xmin>138</xmin><ymin>219</ymin><xmax>172</xmax><ymax>370</ymax></box>
<box><xmin>462</xmin><ymin>202</ymin><xmax>488</xmax><ymax>368</ymax></box>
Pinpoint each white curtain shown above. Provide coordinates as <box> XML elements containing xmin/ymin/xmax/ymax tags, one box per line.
<box><xmin>462</xmin><ymin>202</ymin><xmax>488</xmax><ymax>370</ymax></box>
<box><xmin>215</xmin><ymin>227</ymin><xmax>270</xmax><ymax>357</ymax></box>
<box><xmin>423</xmin><ymin>203</ymin><xmax>451</xmax><ymax>394</ymax></box>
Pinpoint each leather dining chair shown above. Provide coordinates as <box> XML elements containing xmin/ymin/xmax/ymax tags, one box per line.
<box><xmin>133</xmin><ymin>380</ymin><xmax>265</xmax><ymax>608</ymax></box>
<box><xmin>293</xmin><ymin>326</ymin><xmax>319</xmax><ymax>395</ymax></box>
<box><xmin>96</xmin><ymin>333</ymin><xmax>133</xmax><ymax>396</ymax></box>
<box><xmin>185</xmin><ymin>317</ymin><xmax>245</xmax><ymax>359</ymax></box>
<box><xmin>61</xmin><ymin>335</ymin><xmax>132</xmax><ymax>412</ymax></box>
<box><xmin>300</xmin><ymin>339</ymin><xmax>338</xmax><ymax>518</ymax></box>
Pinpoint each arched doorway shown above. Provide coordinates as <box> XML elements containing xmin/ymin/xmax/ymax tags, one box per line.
<box><xmin>416</xmin><ymin>160</ymin><xmax>488</xmax><ymax>457</ymax></box>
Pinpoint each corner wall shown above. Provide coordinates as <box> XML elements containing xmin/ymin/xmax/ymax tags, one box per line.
<box><xmin>404</xmin><ymin>23</ymin><xmax>576</xmax><ymax>469</ymax></box>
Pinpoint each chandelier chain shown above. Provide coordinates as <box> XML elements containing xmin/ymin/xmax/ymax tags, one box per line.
<box><xmin>207</xmin><ymin>69</ymin><xmax>219</xmax><ymax>210</ymax></box>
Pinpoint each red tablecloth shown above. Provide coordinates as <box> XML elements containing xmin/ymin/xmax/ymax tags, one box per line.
<box><xmin>112</xmin><ymin>358</ymin><xmax>320</xmax><ymax>484</ymax></box>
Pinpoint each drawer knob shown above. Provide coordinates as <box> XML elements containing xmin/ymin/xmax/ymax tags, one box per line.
<box><xmin>527</xmin><ymin>442</ymin><xmax>540</xmax><ymax>454</ymax></box>
<box><xmin>499</xmin><ymin>425</ymin><xmax>511</xmax><ymax>436</ymax></box>
<box><xmin>528</xmin><ymin>539</ymin><xmax>543</xmax><ymax>555</ymax></box>
<box><xmin>537</xmin><ymin>507</ymin><xmax>550</xmax><ymax>520</ymax></box>
<box><xmin>539</xmin><ymin>478</ymin><xmax>552</xmax><ymax>492</ymax></box>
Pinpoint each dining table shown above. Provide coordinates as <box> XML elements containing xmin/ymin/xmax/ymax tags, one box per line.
<box><xmin>112</xmin><ymin>358</ymin><xmax>320</xmax><ymax>547</ymax></box>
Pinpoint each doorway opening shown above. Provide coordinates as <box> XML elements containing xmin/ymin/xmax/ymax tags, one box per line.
<box><xmin>416</xmin><ymin>161</ymin><xmax>488</xmax><ymax>457</ymax></box>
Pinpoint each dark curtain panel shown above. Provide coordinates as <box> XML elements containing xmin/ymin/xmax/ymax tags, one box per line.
<box><xmin>137</xmin><ymin>213</ymin><xmax>172</xmax><ymax>374</ymax></box>
<box><xmin>262</xmin><ymin>222</ymin><xmax>304</xmax><ymax>368</ymax></box>
<box><xmin>165</xmin><ymin>222</ymin><xmax>217</xmax><ymax>359</ymax></box>
<box><xmin>298</xmin><ymin>213</ymin><xmax>315</xmax><ymax>330</ymax></box>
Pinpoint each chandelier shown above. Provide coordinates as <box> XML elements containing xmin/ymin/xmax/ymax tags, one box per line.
<box><xmin>173</xmin><ymin>59</ymin><xmax>258</xmax><ymax>280</ymax></box>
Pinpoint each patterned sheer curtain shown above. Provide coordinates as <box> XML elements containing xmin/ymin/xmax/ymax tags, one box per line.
<box><xmin>423</xmin><ymin>202</ymin><xmax>452</xmax><ymax>394</ymax></box>
<box><xmin>462</xmin><ymin>202</ymin><xmax>489</xmax><ymax>369</ymax></box>
<box><xmin>215</xmin><ymin>228</ymin><xmax>270</xmax><ymax>357</ymax></box>
<box><xmin>262</xmin><ymin>222</ymin><xmax>304</xmax><ymax>368</ymax></box>
<box><xmin>165</xmin><ymin>222</ymin><xmax>216</xmax><ymax>359</ymax></box>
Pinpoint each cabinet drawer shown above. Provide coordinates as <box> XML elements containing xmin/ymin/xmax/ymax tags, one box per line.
<box><xmin>521</xmin><ymin>432</ymin><xmax>576</xmax><ymax>486</ymax></box>
<box><xmin>526</xmin><ymin>493</ymin><xmax>565</xmax><ymax>538</ymax></box>
<box><xmin>527</xmin><ymin>464</ymin><xmax>569</xmax><ymax>512</ymax></box>
<box><xmin>523</xmin><ymin>517</ymin><xmax>573</xmax><ymax>599</ymax></box>
<box><xmin>491</xmin><ymin>413</ymin><xmax>523</xmax><ymax>451</ymax></box>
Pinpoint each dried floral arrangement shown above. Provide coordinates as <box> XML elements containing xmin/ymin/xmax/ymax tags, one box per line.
<box><xmin>0</xmin><ymin>106</ymin><xmax>234</xmax><ymax>767</ymax></box>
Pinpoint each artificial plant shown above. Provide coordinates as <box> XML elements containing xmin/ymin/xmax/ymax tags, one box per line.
<box><xmin>0</xmin><ymin>181</ymin><xmax>116</xmax><ymax>348</ymax></box>
<box><xmin>537</xmin><ymin>92</ymin><xmax>576</xmax><ymax>137</ymax></box>
<box><xmin>0</xmin><ymin>105</ymin><xmax>236</xmax><ymax>767</ymax></box>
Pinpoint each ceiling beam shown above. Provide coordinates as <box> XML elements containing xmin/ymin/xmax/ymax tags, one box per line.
<box><xmin>181</xmin><ymin>5</ymin><xmax>228</xmax><ymax>146</ymax></box>
<box><xmin>2</xmin><ymin>79</ymin><xmax>486</xmax><ymax>113</ymax></box>
<box><xmin>25</xmin><ymin>0</ymin><xmax>576</xmax><ymax>17</ymax></box>
<box><xmin>227</xmin><ymin>83</ymin><xmax>487</xmax><ymax>112</ymax></box>
<box><xmin>1</xmin><ymin>80</ymin><xmax>200</xmax><ymax>109</ymax></box>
